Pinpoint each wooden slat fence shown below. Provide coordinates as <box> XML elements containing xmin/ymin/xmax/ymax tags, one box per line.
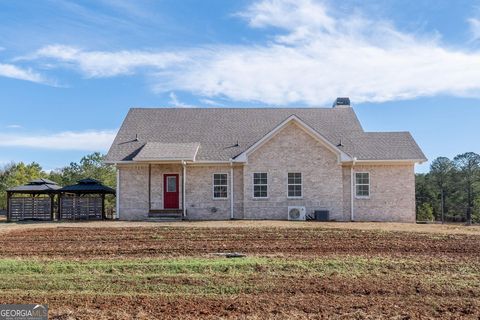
<box><xmin>9</xmin><ymin>197</ymin><xmax>52</xmax><ymax>221</ymax></box>
<box><xmin>60</xmin><ymin>196</ymin><xmax>102</xmax><ymax>220</ymax></box>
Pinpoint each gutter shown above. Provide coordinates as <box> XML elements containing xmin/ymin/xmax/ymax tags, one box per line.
<box><xmin>182</xmin><ymin>161</ymin><xmax>187</xmax><ymax>219</ymax></box>
<box><xmin>350</xmin><ymin>157</ymin><xmax>357</xmax><ymax>222</ymax></box>
<box><xmin>116</xmin><ymin>168</ymin><xmax>120</xmax><ymax>219</ymax></box>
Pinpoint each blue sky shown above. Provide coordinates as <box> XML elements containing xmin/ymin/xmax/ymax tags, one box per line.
<box><xmin>0</xmin><ymin>0</ymin><xmax>479</xmax><ymax>173</ymax></box>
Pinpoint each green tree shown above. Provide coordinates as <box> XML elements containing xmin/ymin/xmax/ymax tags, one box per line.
<box><xmin>453</xmin><ymin>152</ymin><xmax>480</xmax><ymax>225</ymax></box>
<box><xmin>49</xmin><ymin>152</ymin><xmax>115</xmax><ymax>188</ymax></box>
<box><xmin>417</xmin><ymin>202</ymin><xmax>434</xmax><ymax>222</ymax></box>
<box><xmin>429</xmin><ymin>157</ymin><xmax>454</xmax><ymax>222</ymax></box>
<box><xmin>415</xmin><ymin>173</ymin><xmax>437</xmax><ymax>219</ymax></box>
<box><xmin>0</xmin><ymin>162</ymin><xmax>46</xmax><ymax>209</ymax></box>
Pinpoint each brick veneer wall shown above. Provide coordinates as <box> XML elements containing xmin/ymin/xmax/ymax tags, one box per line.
<box><xmin>243</xmin><ymin>122</ymin><xmax>344</xmax><ymax>220</ymax></box>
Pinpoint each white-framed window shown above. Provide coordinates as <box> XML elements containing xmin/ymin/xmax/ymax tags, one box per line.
<box><xmin>253</xmin><ymin>172</ymin><xmax>268</xmax><ymax>198</ymax></box>
<box><xmin>287</xmin><ymin>172</ymin><xmax>302</xmax><ymax>198</ymax></box>
<box><xmin>355</xmin><ymin>172</ymin><xmax>370</xmax><ymax>198</ymax></box>
<box><xmin>213</xmin><ymin>173</ymin><xmax>228</xmax><ymax>199</ymax></box>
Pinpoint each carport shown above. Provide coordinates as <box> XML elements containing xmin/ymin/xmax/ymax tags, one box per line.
<box><xmin>6</xmin><ymin>178</ymin><xmax>60</xmax><ymax>221</ymax></box>
<box><xmin>58</xmin><ymin>178</ymin><xmax>115</xmax><ymax>220</ymax></box>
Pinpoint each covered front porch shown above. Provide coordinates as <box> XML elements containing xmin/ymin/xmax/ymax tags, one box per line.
<box><xmin>121</xmin><ymin>142</ymin><xmax>197</xmax><ymax>220</ymax></box>
<box><xmin>146</xmin><ymin>163</ymin><xmax>186</xmax><ymax>220</ymax></box>
<box><xmin>115</xmin><ymin>142</ymin><xmax>244</xmax><ymax>221</ymax></box>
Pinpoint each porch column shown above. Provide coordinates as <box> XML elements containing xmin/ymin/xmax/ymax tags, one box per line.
<box><xmin>230</xmin><ymin>162</ymin><xmax>234</xmax><ymax>219</ymax></box>
<box><xmin>148</xmin><ymin>164</ymin><xmax>152</xmax><ymax>212</ymax></box>
<box><xmin>182</xmin><ymin>161</ymin><xmax>186</xmax><ymax>218</ymax></box>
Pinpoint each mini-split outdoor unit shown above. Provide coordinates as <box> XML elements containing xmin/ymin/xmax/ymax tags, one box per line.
<box><xmin>287</xmin><ymin>206</ymin><xmax>306</xmax><ymax>221</ymax></box>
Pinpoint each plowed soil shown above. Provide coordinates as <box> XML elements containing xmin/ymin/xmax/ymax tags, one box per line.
<box><xmin>0</xmin><ymin>223</ymin><xmax>479</xmax><ymax>319</ymax></box>
<box><xmin>0</xmin><ymin>226</ymin><xmax>479</xmax><ymax>259</ymax></box>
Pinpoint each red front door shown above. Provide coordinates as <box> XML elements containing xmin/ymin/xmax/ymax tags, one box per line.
<box><xmin>164</xmin><ymin>174</ymin><xmax>179</xmax><ymax>209</ymax></box>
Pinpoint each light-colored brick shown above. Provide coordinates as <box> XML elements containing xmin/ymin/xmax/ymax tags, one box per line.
<box><xmin>117</xmin><ymin>123</ymin><xmax>416</xmax><ymax>222</ymax></box>
<box><xmin>342</xmin><ymin>164</ymin><xmax>416</xmax><ymax>222</ymax></box>
<box><xmin>243</xmin><ymin>122</ymin><xmax>344</xmax><ymax>220</ymax></box>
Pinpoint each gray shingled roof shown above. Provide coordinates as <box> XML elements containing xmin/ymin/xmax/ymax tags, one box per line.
<box><xmin>133</xmin><ymin>142</ymin><xmax>200</xmax><ymax>161</ymax></box>
<box><xmin>106</xmin><ymin>107</ymin><xmax>426</xmax><ymax>162</ymax></box>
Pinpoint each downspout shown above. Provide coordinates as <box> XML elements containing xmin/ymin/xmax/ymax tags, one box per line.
<box><xmin>230</xmin><ymin>161</ymin><xmax>234</xmax><ymax>220</ymax></box>
<box><xmin>182</xmin><ymin>161</ymin><xmax>187</xmax><ymax>219</ymax></box>
<box><xmin>350</xmin><ymin>157</ymin><xmax>357</xmax><ymax>221</ymax></box>
<box><xmin>116</xmin><ymin>167</ymin><xmax>120</xmax><ymax>220</ymax></box>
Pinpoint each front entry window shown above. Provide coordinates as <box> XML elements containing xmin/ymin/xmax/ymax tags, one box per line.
<box><xmin>167</xmin><ymin>176</ymin><xmax>177</xmax><ymax>192</ymax></box>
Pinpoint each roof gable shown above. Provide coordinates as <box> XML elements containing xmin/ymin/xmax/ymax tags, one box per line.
<box><xmin>234</xmin><ymin>115</ymin><xmax>351</xmax><ymax>162</ymax></box>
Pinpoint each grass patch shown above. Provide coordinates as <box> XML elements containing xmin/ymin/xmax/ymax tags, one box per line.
<box><xmin>0</xmin><ymin>257</ymin><xmax>478</xmax><ymax>296</ymax></box>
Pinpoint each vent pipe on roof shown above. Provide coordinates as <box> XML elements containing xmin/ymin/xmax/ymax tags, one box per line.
<box><xmin>332</xmin><ymin>97</ymin><xmax>351</xmax><ymax>108</ymax></box>
<box><xmin>134</xmin><ymin>134</ymin><xmax>139</xmax><ymax>142</ymax></box>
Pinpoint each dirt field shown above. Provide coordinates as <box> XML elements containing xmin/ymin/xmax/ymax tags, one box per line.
<box><xmin>1</xmin><ymin>220</ymin><xmax>480</xmax><ymax>235</ymax></box>
<box><xmin>0</xmin><ymin>221</ymin><xmax>479</xmax><ymax>319</ymax></box>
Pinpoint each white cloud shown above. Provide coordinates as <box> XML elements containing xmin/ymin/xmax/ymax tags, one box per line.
<box><xmin>28</xmin><ymin>45</ymin><xmax>187</xmax><ymax>78</ymax></box>
<box><xmin>6</xmin><ymin>124</ymin><xmax>23</xmax><ymax>129</ymax></box>
<box><xmin>157</xmin><ymin>0</ymin><xmax>480</xmax><ymax>105</ymax></box>
<box><xmin>238</xmin><ymin>0</ymin><xmax>335</xmax><ymax>34</ymax></box>
<box><xmin>469</xmin><ymin>18</ymin><xmax>480</xmax><ymax>41</ymax></box>
<box><xmin>0</xmin><ymin>130</ymin><xmax>116</xmax><ymax>151</ymax></box>
<box><xmin>199</xmin><ymin>98</ymin><xmax>224</xmax><ymax>106</ymax></box>
<box><xmin>19</xmin><ymin>0</ymin><xmax>480</xmax><ymax>105</ymax></box>
<box><xmin>168</xmin><ymin>92</ymin><xmax>196</xmax><ymax>108</ymax></box>
<box><xmin>0</xmin><ymin>63</ymin><xmax>52</xmax><ymax>85</ymax></box>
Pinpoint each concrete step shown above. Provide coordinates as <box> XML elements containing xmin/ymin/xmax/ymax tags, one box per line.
<box><xmin>149</xmin><ymin>212</ymin><xmax>182</xmax><ymax>218</ymax></box>
<box><xmin>148</xmin><ymin>209</ymin><xmax>183</xmax><ymax>221</ymax></box>
<box><xmin>146</xmin><ymin>216</ymin><xmax>182</xmax><ymax>222</ymax></box>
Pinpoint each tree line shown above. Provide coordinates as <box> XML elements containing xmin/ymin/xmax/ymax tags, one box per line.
<box><xmin>0</xmin><ymin>152</ymin><xmax>116</xmax><ymax>210</ymax></box>
<box><xmin>416</xmin><ymin>152</ymin><xmax>480</xmax><ymax>224</ymax></box>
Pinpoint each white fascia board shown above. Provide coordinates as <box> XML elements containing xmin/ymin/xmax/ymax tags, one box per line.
<box><xmin>344</xmin><ymin>159</ymin><xmax>427</xmax><ymax>165</ymax></box>
<box><xmin>188</xmin><ymin>161</ymin><xmax>233</xmax><ymax>167</ymax></box>
<box><xmin>133</xmin><ymin>158</ymin><xmax>194</xmax><ymax>162</ymax></box>
<box><xmin>103</xmin><ymin>160</ymin><xmax>135</xmax><ymax>165</ymax></box>
<box><xmin>234</xmin><ymin>115</ymin><xmax>352</xmax><ymax>163</ymax></box>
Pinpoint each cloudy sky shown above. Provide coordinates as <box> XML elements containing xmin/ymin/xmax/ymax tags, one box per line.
<box><xmin>0</xmin><ymin>0</ymin><xmax>479</xmax><ymax>172</ymax></box>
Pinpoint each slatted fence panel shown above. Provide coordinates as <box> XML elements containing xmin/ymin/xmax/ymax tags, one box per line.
<box><xmin>9</xmin><ymin>197</ymin><xmax>51</xmax><ymax>221</ymax></box>
<box><xmin>60</xmin><ymin>196</ymin><xmax>103</xmax><ymax>220</ymax></box>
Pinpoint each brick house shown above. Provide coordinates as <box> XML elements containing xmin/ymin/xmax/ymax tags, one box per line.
<box><xmin>105</xmin><ymin>99</ymin><xmax>426</xmax><ymax>222</ymax></box>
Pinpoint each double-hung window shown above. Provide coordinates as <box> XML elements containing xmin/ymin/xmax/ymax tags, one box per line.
<box><xmin>355</xmin><ymin>172</ymin><xmax>370</xmax><ymax>198</ymax></box>
<box><xmin>253</xmin><ymin>173</ymin><xmax>268</xmax><ymax>198</ymax></box>
<box><xmin>213</xmin><ymin>173</ymin><xmax>228</xmax><ymax>199</ymax></box>
<box><xmin>287</xmin><ymin>172</ymin><xmax>302</xmax><ymax>198</ymax></box>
